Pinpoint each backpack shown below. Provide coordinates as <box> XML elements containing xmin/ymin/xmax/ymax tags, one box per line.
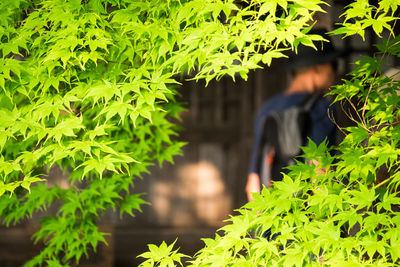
<box><xmin>257</xmin><ymin>93</ymin><xmax>320</xmax><ymax>185</ymax></box>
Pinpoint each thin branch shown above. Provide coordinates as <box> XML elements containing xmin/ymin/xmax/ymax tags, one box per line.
<box><xmin>373</xmin><ymin>176</ymin><xmax>391</xmax><ymax>189</ymax></box>
<box><xmin>327</xmin><ymin>105</ymin><xmax>346</xmax><ymax>136</ymax></box>
<box><xmin>361</xmin><ymin>18</ymin><xmax>398</xmax><ymax>129</ymax></box>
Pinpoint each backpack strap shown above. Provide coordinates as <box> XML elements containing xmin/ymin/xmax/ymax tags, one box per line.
<box><xmin>300</xmin><ymin>93</ymin><xmax>321</xmax><ymax>111</ymax></box>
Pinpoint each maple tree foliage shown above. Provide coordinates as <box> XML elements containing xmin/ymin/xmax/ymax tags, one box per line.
<box><xmin>0</xmin><ymin>0</ymin><xmax>328</xmax><ymax>265</ymax></box>
<box><xmin>137</xmin><ymin>1</ymin><xmax>400</xmax><ymax>267</ymax></box>
<box><xmin>2</xmin><ymin>0</ymin><xmax>400</xmax><ymax>266</ymax></box>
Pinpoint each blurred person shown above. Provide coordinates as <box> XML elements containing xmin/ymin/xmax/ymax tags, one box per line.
<box><xmin>246</xmin><ymin>28</ymin><xmax>340</xmax><ymax>201</ymax></box>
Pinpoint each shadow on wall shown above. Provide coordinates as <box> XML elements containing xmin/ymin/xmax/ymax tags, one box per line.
<box><xmin>151</xmin><ymin>160</ymin><xmax>231</xmax><ymax>227</ymax></box>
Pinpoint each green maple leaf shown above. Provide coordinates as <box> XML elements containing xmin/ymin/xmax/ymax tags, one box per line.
<box><xmin>119</xmin><ymin>193</ymin><xmax>149</xmax><ymax>218</ymax></box>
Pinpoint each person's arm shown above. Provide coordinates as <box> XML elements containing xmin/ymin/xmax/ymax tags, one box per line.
<box><xmin>246</xmin><ymin>172</ymin><xmax>260</xmax><ymax>202</ymax></box>
<box><xmin>309</xmin><ymin>97</ymin><xmax>336</xmax><ymax>147</ymax></box>
<box><xmin>247</xmin><ymin>109</ymin><xmax>264</xmax><ymax>202</ymax></box>
<box><xmin>309</xmin><ymin>97</ymin><xmax>335</xmax><ymax>181</ymax></box>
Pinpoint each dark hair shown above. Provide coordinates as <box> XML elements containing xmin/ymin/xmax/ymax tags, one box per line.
<box><xmin>286</xmin><ymin>28</ymin><xmax>341</xmax><ymax>72</ymax></box>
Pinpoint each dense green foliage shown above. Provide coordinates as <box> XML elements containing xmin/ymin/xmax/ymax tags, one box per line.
<box><xmin>139</xmin><ymin>1</ymin><xmax>400</xmax><ymax>266</ymax></box>
<box><xmin>0</xmin><ymin>0</ymin><xmax>327</xmax><ymax>265</ymax></box>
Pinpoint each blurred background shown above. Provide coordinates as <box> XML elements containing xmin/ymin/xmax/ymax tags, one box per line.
<box><xmin>1</xmin><ymin>0</ymin><xmax>400</xmax><ymax>266</ymax></box>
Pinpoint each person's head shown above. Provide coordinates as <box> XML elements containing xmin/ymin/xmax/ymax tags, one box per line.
<box><xmin>287</xmin><ymin>63</ymin><xmax>336</xmax><ymax>94</ymax></box>
<box><xmin>285</xmin><ymin>28</ymin><xmax>340</xmax><ymax>94</ymax></box>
